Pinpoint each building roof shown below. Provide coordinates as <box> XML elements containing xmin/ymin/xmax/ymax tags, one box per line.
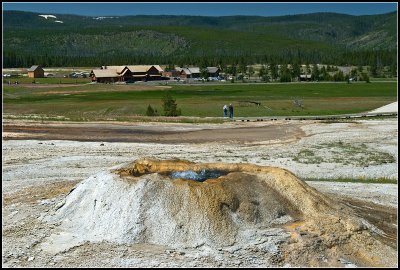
<box><xmin>187</xmin><ymin>67</ymin><xmax>200</xmax><ymax>74</ymax></box>
<box><xmin>120</xmin><ymin>69</ymin><xmax>131</xmax><ymax>76</ymax></box>
<box><xmin>28</xmin><ymin>65</ymin><xmax>42</xmax><ymax>72</ymax></box>
<box><xmin>207</xmin><ymin>67</ymin><xmax>219</xmax><ymax>73</ymax></box>
<box><xmin>94</xmin><ymin>65</ymin><xmax>163</xmax><ymax>75</ymax></box>
<box><xmin>106</xmin><ymin>66</ymin><xmax>128</xmax><ymax>74</ymax></box>
<box><xmin>91</xmin><ymin>69</ymin><xmax>119</xmax><ymax>78</ymax></box>
<box><xmin>127</xmin><ymin>65</ymin><xmax>153</xmax><ymax>73</ymax></box>
<box><xmin>180</xmin><ymin>68</ymin><xmax>191</xmax><ymax>75</ymax></box>
<box><xmin>152</xmin><ymin>65</ymin><xmax>164</xmax><ymax>72</ymax></box>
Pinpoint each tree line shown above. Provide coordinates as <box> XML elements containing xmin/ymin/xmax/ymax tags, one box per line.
<box><xmin>3</xmin><ymin>48</ymin><xmax>397</xmax><ymax>70</ymax></box>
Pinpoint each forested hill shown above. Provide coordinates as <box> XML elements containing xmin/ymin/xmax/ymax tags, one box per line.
<box><xmin>3</xmin><ymin>10</ymin><xmax>397</xmax><ymax>67</ymax></box>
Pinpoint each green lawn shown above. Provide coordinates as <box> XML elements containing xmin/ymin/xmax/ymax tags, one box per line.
<box><xmin>3</xmin><ymin>82</ymin><xmax>397</xmax><ymax>121</ymax></box>
<box><xmin>4</xmin><ymin>77</ymin><xmax>91</xmax><ymax>84</ymax></box>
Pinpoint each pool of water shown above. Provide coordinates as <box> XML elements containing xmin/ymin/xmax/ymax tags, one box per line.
<box><xmin>169</xmin><ymin>169</ymin><xmax>228</xmax><ymax>182</ymax></box>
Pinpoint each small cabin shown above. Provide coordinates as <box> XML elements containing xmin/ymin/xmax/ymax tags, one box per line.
<box><xmin>207</xmin><ymin>67</ymin><xmax>220</xmax><ymax>77</ymax></box>
<box><xmin>180</xmin><ymin>67</ymin><xmax>200</xmax><ymax>79</ymax></box>
<box><xmin>27</xmin><ymin>65</ymin><xmax>45</xmax><ymax>78</ymax></box>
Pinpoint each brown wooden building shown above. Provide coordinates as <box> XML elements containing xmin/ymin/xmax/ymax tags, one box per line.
<box><xmin>106</xmin><ymin>66</ymin><xmax>133</xmax><ymax>81</ymax></box>
<box><xmin>127</xmin><ymin>65</ymin><xmax>162</xmax><ymax>81</ymax></box>
<box><xmin>90</xmin><ymin>69</ymin><xmax>120</xmax><ymax>83</ymax></box>
<box><xmin>206</xmin><ymin>67</ymin><xmax>220</xmax><ymax>77</ymax></box>
<box><xmin>27</xmin><ymin>65</ymin><xmax>45</xmax><ymax>78</ymax></box>
<box><xmin>180</xmin><ymin>67</ymin><xmax>201</xmax><ymax>79</ymax></box>
<box><xmin>90</xmin><ymin>65</ymin><xmax>164</xmax><ymax>83</ymax></box>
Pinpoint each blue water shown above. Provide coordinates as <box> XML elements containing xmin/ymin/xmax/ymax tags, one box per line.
<box><xmin>169</xmin><ymin>169</ymin><xmax>227</xmax><ymax>182</ymax></box>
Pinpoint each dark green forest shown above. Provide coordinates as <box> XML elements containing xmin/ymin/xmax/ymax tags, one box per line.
<box><xmin>3</xmin><ymin>10</ymin><xmax>397</xmax><ymax>68</ymax></box>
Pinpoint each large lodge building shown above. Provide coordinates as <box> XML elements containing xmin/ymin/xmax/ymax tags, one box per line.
<box><xmin>90</xmin><ymin>65</ymin><xmax>164</xmax><ymax>83</ymax></box>
<box><xmin>90</xmin><ymin>65</ymin><xmax>220</xmax><ymax>83</ymax></box>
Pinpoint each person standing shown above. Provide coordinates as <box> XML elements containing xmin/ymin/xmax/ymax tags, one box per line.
<box><xmin>223</xmin><ymin>104</ymin><xmax>228</xmax><ymax>118</ymax></box>
<box><xmin>229</xmin><ymin>103</ymin><xmax>234</xmax><ymax>119</ymax></box>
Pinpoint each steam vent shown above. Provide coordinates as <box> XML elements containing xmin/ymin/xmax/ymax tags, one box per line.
<box><xmin>43</xmin><ymin>159</ymin><xmax>397</xmax><ymax>267</ymax></box>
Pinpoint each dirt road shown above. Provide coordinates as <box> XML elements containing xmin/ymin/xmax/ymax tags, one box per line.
<box><xmin>3</xmin><ymin>120</ymin><xmax>304</xmax><ymax>144</ymax></box>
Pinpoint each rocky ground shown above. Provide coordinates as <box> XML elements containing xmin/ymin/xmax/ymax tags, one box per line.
<box><xmin>2</xmin><ymin>116</ymin><xmax>398</xmax><ymax>267</ymax></box>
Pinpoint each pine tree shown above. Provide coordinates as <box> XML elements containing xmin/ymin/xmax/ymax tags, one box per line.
<box><xmin>371</xmin><ymin>64</ymin><xmax>378</xmax><ymax>77</ymax></box>
<box><xmin>258</xmin><ymin>65</ymin><xmax>266</xmax><ymax>79</ymax></box>
<box><xmin>269</xmin><ymin>63</ymin><xmax>278</xmax><ymax>81</ymax></box>
<box><xmin>247</xmin><ymin>66</ymin><xmax>254</xmax><ymax>80</ymax></box>
<box><xmin>311</xmin><ymin>64</ymin><xmax>320</xmax><ymax>81</ymax></box>
<box><xmin>291</xmin><ymin>62</ymin><xmax>301</xmax><ymax>81</ymax></box>
<box><xmin>146</xmin><ymin>105</ymin><xmax>155</xmax><ymax>116</ymax></box>
<box><xmin>162</xmin><ymin>92</ymin><xmax>181</xmax><ymax>117</ymax></box>
<box><xmin>279</xmin><ymin>64</ymin><xmax>291</xmax><ymax>82</ymax></box>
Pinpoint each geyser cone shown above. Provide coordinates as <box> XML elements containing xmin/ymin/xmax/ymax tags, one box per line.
<box><xmin>42</xmin><ymin>159</ymin><xmax>397</xmax><ymax>267</ymax></box>
<box><xmin>119</xmin><ymin>159</ymin><xmax>337</xmax><ymax>217</ymax></box>
<box><xmin>45</xmin><ymin>159</ymin><xmax>331</xmax><ymax>247</ymax></box>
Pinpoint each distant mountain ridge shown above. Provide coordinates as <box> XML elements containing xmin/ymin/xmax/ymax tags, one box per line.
<box><xmin>3</xmin><ymin>10</ymin><xmax>397</xmax><ymax>67</ymax></box>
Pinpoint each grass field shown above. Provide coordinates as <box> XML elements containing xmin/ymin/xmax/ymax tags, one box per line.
<box><xmin>3</xmin><ymin>82</ymin><xmax>397</xmax><ymax>121</ymax></box>
<box><xmin>4</xmin><ymin>77</ymin><xmax>91</xmax><ymax>84</ymax></box>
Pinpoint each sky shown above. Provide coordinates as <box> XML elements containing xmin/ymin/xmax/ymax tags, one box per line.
<box><xmin>2</xmin><ymin>2</ymin><xmax>398</xmax><ymax>17</ymax></box>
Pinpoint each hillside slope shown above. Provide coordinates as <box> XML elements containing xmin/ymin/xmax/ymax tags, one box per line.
<box><xmin>3</xmin><ymin>11</ymin><xmax>397</xmax><ymax>67</ymax></box>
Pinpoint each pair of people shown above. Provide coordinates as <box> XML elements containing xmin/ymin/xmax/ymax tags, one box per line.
<box><xmin>223</xmin><ymin>104</ymin><xmax>234</xmax><ymax>119</ymax></box>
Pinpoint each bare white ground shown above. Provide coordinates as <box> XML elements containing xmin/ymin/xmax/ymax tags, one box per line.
<box><xmin>3</xmin><ymin>119</ymin><xmax>397</xmax><ymax>203</ymax></box>
<box><xmin>307</xmin><ymin>181</ymin><xmax>398</xmax><ymax>208</ymax></box>
<box><xmin>368</xmin><ymin>101</ymin><xmax>398</xmax><ymax>113</ymax></box>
